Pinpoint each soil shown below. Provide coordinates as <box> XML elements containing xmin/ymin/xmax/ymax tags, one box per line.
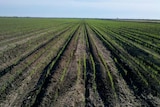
<box><xmin>0</xmin><ymin>23</ymin><xmax>160</xmax><ymax>107</ymax></box>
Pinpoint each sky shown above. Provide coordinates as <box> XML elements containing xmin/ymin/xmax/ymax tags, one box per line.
<box><xmin>0</xmin><ymin>0</ymin><xmax>160</xmax><ymax>19</ymax></box>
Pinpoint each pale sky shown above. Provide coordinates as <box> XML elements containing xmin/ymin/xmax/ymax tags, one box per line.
<box><xmin>0</xmin><ymin>0</ymin><xmax>160</xmax><ymax>19</ymax></box>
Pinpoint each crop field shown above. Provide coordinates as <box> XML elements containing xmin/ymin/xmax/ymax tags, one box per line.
<box><xmin>0</xmin><ymin>17</ymin><xmax>160</xmax><ymax>107</ymax></box>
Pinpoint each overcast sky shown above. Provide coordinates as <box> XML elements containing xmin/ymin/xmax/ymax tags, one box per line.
<box><xmin>0</xmin><ymin>0</ymin><xmax>160</xmax><ymax>19</ymax></box>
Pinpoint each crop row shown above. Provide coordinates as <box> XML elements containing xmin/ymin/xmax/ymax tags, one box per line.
<box><xmin>87</xmin><ymin>20</ymin><xmax>160</xmax><ymax>106</ymax></box>
<box><xmin>0</xmin><ymin>18</ymin><xmax>160</xmax><ymax>107</ymax></box>
<box><xmin>0</xmin><ymin>20</ymin><xmax>80</xmax><ymax>106</ymax></box>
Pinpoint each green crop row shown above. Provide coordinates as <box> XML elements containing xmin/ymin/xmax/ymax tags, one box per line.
<box><xmin>86</xmin><ymin>19</ymin><xmax>160</xmax><ymax>97</ymax></box>
<box><xmin>0</xmin><ymin>24</ymin><xmax>77</xmax><ymax>97</ymax></box>
<box><xmin>22</xmin><ymin>23</ymin><xmax>80</xmax><ymax>107</ymax></box>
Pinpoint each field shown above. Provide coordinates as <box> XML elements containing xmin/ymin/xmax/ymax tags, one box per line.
<box><xmin>0</xmin><ymin>17</ymin><xmax>160</xmax><ymax>107</ymax></box>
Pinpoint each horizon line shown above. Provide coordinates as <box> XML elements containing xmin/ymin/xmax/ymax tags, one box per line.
<box><xmin>0</xmin><ymin>16</ymin><xmax>160</xmax><ymax>20</ymax></box>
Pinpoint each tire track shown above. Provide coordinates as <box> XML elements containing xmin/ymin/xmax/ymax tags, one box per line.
<box><xmin>84</xmin><ymin>25</ymin><xmax>104</xmax><ymax>107</ymax></box>
<box><xmin>85</xmin><ymin>25</ymin><xmax>117</xmax><ymax>107</ymax></box>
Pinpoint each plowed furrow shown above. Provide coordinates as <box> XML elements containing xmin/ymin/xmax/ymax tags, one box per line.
<box><xmin>84</xmin><ymin>25</ymin><xmax>104</xmax><ymax>107</ymax></box>
<box><xmin>87</xmin><ymin>25</ymin><xmax>143</xmax><ymax>107</ymax></box>
<box><xmin>89</xmin><ymin>24</ymin><xmax>160</xmax><ymax>107</ymax></box>
<box><xmin>0</xmin><ymin>25</ymin><xmax>78</xmax><ymax>107</ymax></box>
<box><xmin>86</xmin><ymin>25</ymin><xmax>116</xmax><ymax>106</ymax></box>
<box><xmin>0</xmin><ymin>26</ymin><xmax>71</xmax><ymax>77</ymax></box>
<box><xmin>21</xmin><ymin>25</ymin><xmax>79</xmax><ymax>107</ymax></box>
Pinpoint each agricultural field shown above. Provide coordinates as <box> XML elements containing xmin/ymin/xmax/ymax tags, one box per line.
<box><xmin>0</xmin><ymin>17</ymin><xmax>160</xmax><ymax>107</ymax></box>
